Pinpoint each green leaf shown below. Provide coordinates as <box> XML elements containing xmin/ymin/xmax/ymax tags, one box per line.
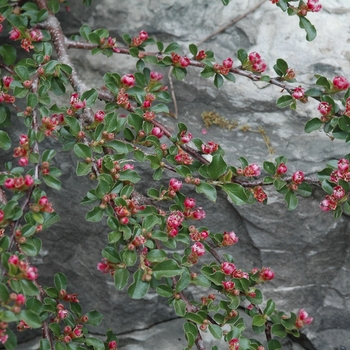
<box><xmin>146</xmin><ymin>249</ymin><xmax>167</xmax><ymax>263</ymax></box>
<box><xmin>54</xmin><ymin>272</ymin><xmax>67</xmax><ymax>291</ymax></box>
<box><xmin>47</xmin><ymin>0</ymin><xmax>60</xmax><ymax>13</ymax></box>
<box><xmin>252</xmin><ymin>314</ymin><xmax>266</xmax><ymax>327</ymax></box>
<box><xmin>164</xmin><ymin>42</ymin><xmax>181</xmax><ymax>55</ymax></box>
<box><xmin>200</xmin><ymin>65</ymin><xmax>215</xmax><ymax>78</ymax></box>
<box><xmin>0</xmin><ymin>283</ymin><xmax>9</xmax><ymax>303</ymax></box>
<box><xmin>76</xmin><ymin>162</ymin><xmax>92</xmax><ymax>176</ymax></box>
<box><xmin>39</xmin><ymin>339</ymin><xmax>50</xmax><ymax>350</ymax></box>
<box><xmin>305</xmin><ymin>88</ymin><xmax>323</xmax><ymax>97</ymax></box>
<box><xmin>152</xmin><ymin>259</ymin><xmax>183</xmax><ymax>279</ymax></box>
<box><xmin>208</xmin><ymin>324</ymin><xmax>223</xmax><ymax>339</ymax></box>
<box><xmin>175</xmin><ymin>269</ymin><xmax>190</xmax><ymax>292</ymax></box>
<box><xmin>185</xmin><ymin>312</ymin><xmax>205</xmax><ymax>324</ymax></box>
<box><xmin>271</xmin><ymin>323</ymin><xmax>287</xmax><ymax>338</ymax></box>
<box><xmin>196</xmin><ymin>182</ymin><xmax>217</xmax><ymax>202</ymax></box>
<box><xmin>263</xmin><ymin>161</ymin><xmax>276</xmax><ymax>175</ymax></box>
<box><xmin>3</xmin><ymin>329</ymin><xmax>16</xmax><ymax>350</ymax></box>
<box><xmin>264</xmin><ymin>299</ymin><xmax>275</xmax><ymax>316</ymax></box>
<box><xmin>321</xmin><ymin>179</ymin><xmax>334</xmax><ymax>195</ymax></box>
<box><xmin>299</xmin><ymin>16</ymin><xmax>317</xmax><ymax>41</ymax></box>
<box><xmin>276</xmin><ymin>95</ymin><xmax>293</xmax><ymax>108</ymax></box>
<box><xmin>19</xmin><ymin>309</ymin><xmax>42</xmax><ymax>328</ymax></box>
<box><xmin>64</xmin><ymin>116</ymin><xmax>81</xmax><ymax>136</ymax></box>
<box><xmin>150</xmin><ymin>103</ymin><xmax>169</xmax><ymax>114</ymax></box>
<box><xmin>222</xmin><ymin>183</ymin><xmax>249</xmax><ymax>205</ymax></box>
<box><xmin>20</xmin><ymin>279</ymin><xmax>39</xmax><ymax>296</ymax></box>
<box><xmin>85</xmin><ymin>310</ymin><xmax>104</xmax><ymax>326</ymax></box>
<box><xmin>127</xmin><ymin>270</ymin><xmax>150</xmax><ymax>299</ymax></box>
<box><xmin>85</xmin><ymin>206</ymin><xmax>104</xmax><ymax>222</ymax></box>
<box><xmin>237</xmin><ymin>49</ymin><xmax>248</xmax><ymax>65</ymax></box>
<box><xmin>203</xmin><ymin>154</ymin><xmax>228</xmax><ymax>179</ymax></box>
<box><xmin>304</xmin><ymin>118</ymin><xmax>322</xmax><ymax>133</ymax></box>
<box><xmin>285</xmin><ymin>191</ymin><xmax>298</xmax><ymax>210</ymax></box>
<box><xmin>0</xmin><ymin>44</ymin><xmax>17</xmax><ymax>65</ymax></box>
<box><xmin>119</xmin><ymin>170</ymin><xmax>141</xmax><ymax>183</ymax></box>
<box><xmin>0</xmin><ymin>130</ymin><xmax>11</xmax><ymax>150</ymax></box>
<box><xmin>85</xmin><ymin>337</ymin><xmax>105</xmax><ymax>350</ymax></box>
<box><xmin>338</xmin><ymin>116</ymin><xmax>350</xmax><ymax>132</ymax></box>
<box><xmin>43</xmin><ymin>175</ymin><xmax>61</xmax><ymax>190</ymax></box>
<box><xmin>74</xmin><ymin>143</ymin><xmax>92</xmax><ymax>159</ymax></box>
<box><xmin>81</xmin><ymin>88</ymin><xmax>98</xmax><ymax>107</ymax></box>
<box><xmin>189</xmin><ymin>43</ymin><xmax>198</xmax><ymax>56</ymax></box>
<box><xmin>183</xmin><ymin>321</ymin><xmax>198</xmax><ymax>348</ymax></box>
<box><xmin>122</xmin><ymin>250</ymin><xmax>137</xmax><ymax>266</ymax></box>
<box><xmin>114</xmin><ymin>268</ymin><xmax>129</xmax><ymax>290</ymax></box>
<box><xmin>172</xmin><ymin>66</ymin><xmax>187</xmax><ymax>80</ymax></box>
<box><xmin>214</xmin><ymin>73</ymin><xmax>224</xmax><ymax>88</ymax></box>
<box><xmin>156</xmin><ymin>284</ymin><xmax>173</xmax><ymax>297</ymax></box>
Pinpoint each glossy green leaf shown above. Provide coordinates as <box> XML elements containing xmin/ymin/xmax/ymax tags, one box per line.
<box><xmin>285</xmin><ymin>191</ymin><xmax>298</xmax><ymax>210</ymax></box>
<box><xmin>85</xmin><ymin>206</ymin><xmax>104</xmax><ymax>222</ymax></box>
<box><xmin>299</xmin><ymin>16</ymin><xmax>317</xmax><ymax>41</ymax></box>
<box><xmin>185</xmin><ymin>312</ymin><xmax>205</xmax><ymax>324</ymax></box>
<box><xmin>19</xmin><ymin>309</ymin><xmax>42</xmax><ymax>328</ymax></box>
<box><xmin>127</xmin><ymin>270</ymin><xmax>150</xmax><ymax>299</ymax></box>
<box><xmin>196</xmin><ymin>181</ymin><xmax>217</xmax><ymax>202</ymax></box>
<box><xmin>263</xmin><ymin>161</ymin><xmax>276</xmax><ymax>175</ymax></box>
<box><xmin>81</xmin><ymin>88</ymin><xmax>98</xmax><ymax>107</ymax></box>
<box><xmin>222</xmin><ymin>183</ymin><xmax>249</xmax><ymax>205</ymax></box>
<box><xmin>20</xmin><ymin>279</ymin><xmax>39</xmax><ymax>296</ymax></box>
<box><xmin>208</xmin><ymin>324</ymin><xmax>223</xmax><ymax>339</ymax></box>
<box><xmin>304</xmin><ymin>118</ymin><xmax>322</xmax><ymax>133</ymax></box>
<box><xmin>43</xmin><ymin>175</ymin><xmax>61</xmax><ymax>190</ymax></box>
<box><xmin>237</xmin><ymin>49</ymin><xmax>247</xmax><ymax>65</ymax></box>
<box><xmin>276</xmin><ymin>95</ymin><xmax>293</xmax><ymax>108</ymax></box>
<box><xmin>214</xmin><ymin>73</ymin><xmax>224</xmax><ymax>88</ymax></box>
<box><xmin>164</xmin><ymin>42</ymin><xmax>181</xmax><ymax>55</ymax></box>
<box><xmin>0</xmin><ymin>130</ymin><xmax>11</xmax><ymax>150</ymax></box>
<box><xmin>114</xmin><ymin>268</ymin><xmax>129</xmax><ymax>290</ymax></box>
<box><xmin>183</xmin><ymin>321</ymin><xmax>198</xmax><ymax>348</ymax></box>
<box><xmin>54</xmin><ymin>272</ymin><xmax>67</xmax><ymax>291</ymax></box>
<box><xmin>156</xmin><ymin>284</ymin><xmax>173</xmax><ymax>297</ymax></box>
<box><xmin>172</xmin><ymin>66</ymin><xmax>187</xmax><ymax>80</ymax></box>
<box><xmin>85</xmin><ymin>337</ymin><xmax>104</xmax><ymax>350</ymax></box>
<box><xmin>175</xmin><ymin>268</ymin><xmax>190</xmax><ymax>292</ymax></box>
<box><xmin>264</xmin><ymin>299</ymin><xmax>275</xmax><ymax>316</ymax></box>
<box><xmin>85</xmin><ymin>310</ymin><xmax>104</xmax><ymax>326</ymax></box>
<box><xmin>252</xmin><ymin>314</ymin><xmax>266</xmax><ymax>327</ymax></box>
<box><xmin>146</xmin><ymin>249</ymin><xmax>167</xmax><ymax>263</ymax></box>
<box><xmin>0</xmin><ymin>283</ymin><xmax>9</xmax><ymax>303</ymax></box>
<box><xmin>76</xmin><ymin>162</ymin><xmax>92</xmax><ymax>176</ymax></box>
<box><xmin>152</xmin><ymin>259</ymin><xmax>183</xmax><ymax>279</ymax></box>
<box><xmin>0</xmin><ymin>44</ymin><xmax>17</xmax><ymax>65</ymax></box>
<box><xmin>74</xmin><ymin>143</ymin><xmax>92</xmax><ymax>159</ymax></box>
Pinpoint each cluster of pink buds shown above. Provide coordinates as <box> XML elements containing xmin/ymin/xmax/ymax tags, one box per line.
<box><xmin>332</xmin><ymin>75</ymin><xmax>350</xmax><ymax>92</ymax></box>
<box><xmin>9</xmin><ymin>27</ymin><xmax>43</xmax><ymax>52</ymax></box>
<box><xmin>183</xmin><ymin>197</ymin><xmax>206</xmax><ymax>220</ymax></box>
<box><xmin>201</xmin><ymin>141</ymin><xmax>218</xmax><ymax>154</ymax></box>
<box><xmin>292</xmin><ymin>86</ymin><xmax>306</xmax><ymax>100</ymax></box>
<box><xmin>171</xmin><ymin>52</ymin><xmax>190</xmax><ymax>68</ymax></box>
<box><xmin>174</xmin><ymin>149</ymin><xmax>193</xmax><ymax>165</ymax></box>
<box><xmin>4</xmin><ymin>174</ymin><xmax>34</xmax><ymax>192</ymax></box>
<box><xmin>131</xmin><ymin>30</ymin><xmax>148</xmax><ymax>47</ymax></box>
<box><xmin>116</xmin><ymin>88</ymin><xmax>131</xmax><ymax>110</ymax></box>
<box><xmin>62</xmin><ymin>324</ymin><xmax>84</xmax><ymax>343</ymax></box>
<box><xmin>31</xmin><ymin>196</ymin><xmax>54</xmax><ymax>213</ymax></box>
<box><xmin>97</xmin><ymin>258</ymin><xmax>118</xmax><ymax>275</ymax></box>
<box><xmin>237</xmin><ymin>163</ymin><xmax>261</xmax><ymax>177</ymax></box>
<box><xmin>166</xmin><ymin>210</ymin><xmax>184</xmax><ymax>237</ymax></box>
<box><xmin>246</xmin><ymin>52</ymin><xmax>267</xmax><ymax>73</ymax></box>
<box><xmin>100</xmin><ymin>36</ymin><xmax>119</xmax><ymax>52</ymax></box>
<box><xmin>168</xmin><ymin>178</ymin><xmax>182</xmax><ymax>198</ymax></box>
<box><xmin>6</xmin><ymin>293</ymin><xmax>26</xmax><ymax>314</ymax></box>
<box><xmin>257</xmin><ymin>267</ymin><xmax>275</xmax><ymax>282</ymax></box>
<box><xmin>222</xmin><ymin>231</ymin><xmax>239</xmax><ymax>246</ymax></box>
<box><xmin>0</xmin><ymin>323</ymin><xmax>8</xmax><ymax>345</ymax></box>
<box><xmin>295</xmin><ymin>309</ymin><xmax>313</xmax><ymax>328</ymax></box>
<box><xmin>56</xmin><ymin>303</ymin><xmax>69</xmax><ymax>322</ymax></box>
<box><xmin>68</xmin><ymin>92</ymin><xmax>86</xmax><ymax>114</ymax></box>
<box><xmin>121</xmin><ymin>74</ymin><xmax>135</xmax><ymax>88</ymax></box>
<box><xmin>150</xmin><ymin>71</ymin><xmax>163</xmax><ymax>81</ymax></box>
<box><xmin>8</xmin><ymin>255</ymin><xmax>38</xmax><ymax>281</ymax></box>
<box><xmin>290</xmin><ymin>170</ymin><xmax>305</xmax><ymax>191</ymax></box>
<box><xmin>143</xmin><ymin>110</ymin><xmax>156</xmax><ymax>121</ymax></box>
<box><xmin>59</xmin><ymin>289</ymin><xmax>79</xmax><ymax>303</ymax></box>
<box><xmin>188</xmin><ymin>225</ymin><xmax>209</xmax><ymax>241</ymax></box>
<box><xmin>228</xmin><ymin>338</ymin><xmax>240</xmax><ymax>350</ymax></box>
<box><xmin>94</xmin><ymin>110</ymin><xmax>105</xmax><ymax>123</ymax></box>
<box><xmin>317</xmin><ymin>102</ymin><xmax>332</xmax><ymax>121</ymax></box>
<box><xmin>13</xmin><ymin>134</ymin><xmax>30</xmax><ymax>166</ymax></box>
<box><xmin>108</xmin><ymin>340</ymin><xmax>118</xmax><ymax>350</ymax></box>
<box><xmin>178</xmin><ymin>130</ymin><xmax>192</xmax><ymax>144</ymax></box>
<box><xmin>213</xmin><ymin>57</ymin><xmax>233</xmax><ymax>75</ymax></box>
<box><xmin>195</xmin><ymin>50</ymin><xmax>207</xmax><ymax>61</ymax></box>
<box><xmin>320</xmin><ymin>158</ymin><xmax>350</xmax><ymax>212</ymax></box>
<box><xmin>253</xmin><ymin>186</ymin><xmax>267</xmax><ymax>203</ymax></box>
<box><xmin>0</xmin><ymin>76</ymin><xmax>15</xmax><ymax>103</ymax></box>
<box><xmin>17</xmin><ymin>320</ymin><xmax>31</xmax><ymax>332</ymax></box>
<box><xmin>187</xmin><ymin>242</ymin><xmax>206</xmax><ymax>264</ymax></box>
<box><xmin>298</xmin><ymin>0</ymin><xmax>322</xmax><ymax>15</ymax></box>
<box><xmin>142</xmin><ymin>93</ymin><xmax>156</xmax><ymax>109</ymax></box>
<box><xmin>41</xmin><ymin>113</ymin><xmax>64</xmax><ymax>136</ymax></box>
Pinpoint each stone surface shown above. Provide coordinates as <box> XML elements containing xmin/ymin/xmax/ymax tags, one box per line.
<box><xmin>1</xmin><ymin>0</ymin><xmax>350</xmax><ymax>349</ymax></box>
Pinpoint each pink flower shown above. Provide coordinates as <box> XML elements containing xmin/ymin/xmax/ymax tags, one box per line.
<box><xmin>180</xmin><ymin>56</ymin><xmax>190</xmax><ymax>68</ymax></box>
<box><xmin>292</xmin><ymin>87</ymin><xmax>305</xmax><ymax>99</ymax></box>
<box><xmin>222</xmin><ymin>231</ymin><xmax>239</xmax><ymax>246</ymax></box>
<box><xmin>151</xmin><ymin>126</ymin><xmax>164</xmax><ymax>138</ymax></box>
<box><xmin>24</xmin><ymin>174</ymin><xmax>34</xmax><ymax>187</ymax></box>
<box><xmin>169</xmin><ymin>178</ymin><xmax>182</xmax><ymax>192</ymax></box>
<box><xmin>122</xmin><ymin>163</ymin><xmax>134</xmax><ymax>171</ymax></box>
<box><xmin>108</xmin><ymin>340</ymin><xmax>118</xmax><ymax>350</ymax></box>
<box><xmin>191</xmin><ymin>242</ymin><xmax>206</xmax><ymax>256</ymax></box>
<box><xmin>201</xmin><ymin>141</ymin><xmax>218</xmax><ymax>154</ymax></box>
<box><xmin>270</xmin><ymin>0</ymin><xmax>279</xmax><ymax>3</ymax></box>
<box><xmin>4</xmin><ymin>178</ymin><xmax>15</xmax><ymax>189</ymax></box>
<box><xmin>25</xmin><ymin>266</ymin><xmax>38</xmax><ymax>280</ymax></box>
<box><xmin>167</xmin><ymin>210</ymin><xmax>184</xmax><ymax>228</ymax></box>
<box><xmin>16</xmin><ymin>294</ymin><xmax>26</xmax><ymax>306</ymax></box>
<box><xmin>333</xmin><ymin>185</ymin><xmax>346</xmax><ymax>199</ymax></box>
<box><xmin>180</xmin><ymin>131</ymin><xmax>193</xmax><ymax>143</ymax></box>
<box><xmin>2</xmin><ymin>76</ymin><xmax>13</xmax><ymax>88</ymax></box>
<box><xmin>97</xmin><ymin>261</ymin><xmax>109</xmax><ymax>273</ymax></box>
<box><xmin>317</xmin><ymin>102</ymin><xmax>331</xmax><ymax>116</ymax></box>
<box><xmin>121</xmin><ymin>74</ymin><xmax>135</xmax><ymax>87</ymax></box>
<box><xmin>222</xmin><ymin>57</ymin><xmax>233</xmax><ymax>69</ymax></box>
<box><xmin>307</xmin><ymin>0</ymin><xmax>322</xmax><ymax>12</ymax></box>
<box><xmin>18</xmin><ymin>158</ymin><xmax>28</xmax><ymax>167</ymax></box>
<box><xmin>319</xmin><ymin>199</ymin><xmax>331</xmax><ymax>212</ymax></box>
<box><xmin>0</xmin><ymin>209</ymin><xmax>4</xmax><ymax>222</ymax></box>
<box><xmin>139</xmin><ymin>30</ymin><xmax>148</xmax><ymax>41</ymax></box>
<box><xmin>30</xmin><ymin>29</ymin><xmax>43</xmax><ymax>42</ymax></box>
<box><xmin>338</xmin><ymin>158</ymin><xmax>349</xmax><ymax>172</ymax></box>
<box><xmin>259</xmin><ymin>267</ymin><xmax>275</xmax><ymax>281</ymax></box>
<box><xmin>184</xmin><ymin>197</ymin><xmax>196</xmax><ymax>209</ymax></box>
<box><xmin>9</xmin><ymin>27</ymin><xmax>21</xmax><ymax>40</ymax></box>
<box><xmin>277</xmin><ymin>163</ymin><xmax>287</xmax><ymax>175</ymax></box>
<box><xmin>244</xmin><ymin>163</ymin><xmax>261</xmax><ymax>177</ymax></box>
<box><xmin>192</xmin><ymin>208</ymin><xmax>206</xmax><ymax>220</ymax></box>
<box><xmin>222</xmin><ymin>280</ymin><xmax>235</xmax><ymax>291</ymax></box>
<box><xmin>253</xmin><ymin>186</ymin><xmax>267</xmax><ymax>203</ymax></box>
<box><xmin>150</xmin><ymin>71</ymin><xmax>163</xmax><ymax>81</ymax></box>
<box><xmin>0</xmin><ymin>334</ymin><xmax>8</xmax><ymax>344</ymax></box>
<box><xmin>19</xmin><ymin>134</ymin><xmax>28</xmax><ymax>146</ymax></box>
<box><xmin>221</xmin><ymin>262</ymin><xmax>236</xmax><ymax>275</ymax></box>
<box><xmin>292</xmin><ymin>170</ymin><xmax>305</xmax><ymax>184</ymax></box>
<box><xmin>295</xmin><ymin>309</ymin><xmax>313</xmax><ymax>328</ymax></box>
<box><xmin>94</xmin><ymin>110</ymin><xmax>105</xmax><ymax>122</ymax></box>
<box><xmin>8</xmin><ymin>255</ymin><xmax>19</xmax><ymax>265</ymax></box>
<box><xmin>333</xmin><ymin>76</ymin><xmax>349</xmax><ymax>91</ymax></box>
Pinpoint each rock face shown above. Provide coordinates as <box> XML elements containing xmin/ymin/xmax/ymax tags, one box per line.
<box><xmin>2</xmin><ymin>0</ymin><xmax>350</xmax><ymax>349</ymax></box>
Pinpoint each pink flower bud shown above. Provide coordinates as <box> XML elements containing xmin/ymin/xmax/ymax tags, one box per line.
<box><xmin>18</xmin><ymin>158</ymin><xmax>28</xmax><ymax>167</ymax></box>
<box><xmin>16</xmin><ymin>294</ymin><xmax>26</xmax><ymax>306</ymax></box>
<box><xmin>222</xmin><ymin>57</ymin><xmax>233</xmax><ymax>69</ymax></box>
<box><xmin>180</xmin><ymin>131</ymin><xmax>192</xmax><ymax>144</ymax></box>
<box><xmin>38</xmin><ymin>196</ymin><xmax>49</xmax><ymax>206</ymax></box>
<box><xmin>333</xmin><ymin>185</ymin><xmax>345</xmax><ymax>199</ymax></box>
<box><xmin>259</xmin><ymin>267</ymin><xmax>275</xmax><ymax>281</ymax></box>
<box><xmin>9</xmin><ymin>27</ymin><xmax>21</xmax><ymax>40</ymax></box>
<box><xmin>221</xmin><ymin>262</ymin><xmax>236</xmax><ymax>275</ymax></box>
<box><xmin>222</xmin><ymin>231</ymin><xmax>239</xmax><ymax>246</ymax></box>
<box><xmin>333</xmin><ymin>76</ymin><xmax>349</xmax><ymax>91</ymax></box>
<box><xmin>192</xmin><ymin>208</ymin><xmax>206</xmax><ymax>220</ymax></box>
<box><xmin>2</xmin><ymin>76</ymin><xmax>13</xmax><ymax>88</ymax></box>
<box><xmin>121</xmin><ymin>74</ymin><xmax>135</xmax><ymax>87</ymax></box>
<box><xmin>4</xmin><ymin>178</ymin><xmax>15</xmax><ymax>189</ymax></box>
<box><xmin>191</xmin><ymin>242</ymin><xmax>205</xmax><ymax>256</ymax></box>
<box><xmin>338</xmin><ymin>158</ymin><xmax>349</xmax><ymax>172</ymax></box>
<box><xmin>0</xmin><ymin>209</ymin><xmax>4</xmax><ymax>222</ymax></box>
<box><xmin>151</xmin><ymin>126</ymin><xmax>163</xmax><ymax>138</ymax></box>
<box><xmin>8</xmin><ymin>255</ymin><xmax>19</xmax><ymax>265</ymax></box>
<box><xmin>24</xmin><ymin>175</ymin><xmax>34</xmax><ymax>187</ymax></box>
<box><xmin>317</xmin><ymin>101</ymin><xmax>331</xmax><ymax>116</ymax></box>
<box><xmin>307</xmin><ymin>0</ymin><xmax>322</xmax><ymax>12</ymax></box>
<box><xmin>184</xmin><ymin>197</ymin><xmax>196</xmax><ymax>209</ymax></box>
<box><xmin>292</xmin><ymin>170</ymin><xmax>305</xmax><ymax>184</ymax></box>
<box><xmin>180</xmin><ymin>56</ymin><xmax>190</xmax><ymax>68</ymax></box>
<box><xmin>143</xmin><ymin>100</ymin><xmax>151</xmax><ymax>109</ymax></box>
<box><xmin>277</xmin><ymin>163</ymin><xmax>287</xmax><ymax>175</ymax></box>
<box><xmin>169</xmin><ymin>178</ymin><xmax>182</xmax><ymax>192</ymax></box>
<box><xmin>319</xmin><ymin>199</ymin><xmax>331</xmax><ymax>212</ymax></box>
<box><xmin>292</xmin><ymin>87</ymin><xmax>305</xmax><ymax>99</ymax></box>
<box><xmin>94</xmin><ymin>110</ymin><xmax>105</xmax><ymax>122</ymax></box>
<box><xmin>108</xmin><ymin>340</ymin><xmax>118</xmax><ymax>350</ymax></box>
<box><xmin>150</xmin><ymin>71</ymin><xmax>163</xmax><ymax>81</ymax></box>
<box><xmin>139</xmin><ymin>30</ymin><xmax>148</xmax><ymax>41</ymax></box>
<box><xmin>200</xmin><ymin>230</ymin><xmax>209</xmax><ymax>240</ymax></box>
<box><xmin>122</xmin><ymin>163</ymin><xmax>134</xmax><ymax>171</ymax></box>
<box><xmin>222</xmin><ymin>280</ymin><xmax>235</xmax><ymax>291</ymax></box>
